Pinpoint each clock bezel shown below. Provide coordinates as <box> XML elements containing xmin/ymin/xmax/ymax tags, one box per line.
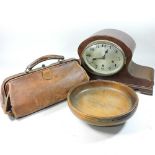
<box><xmin>81</xmin><ymin>40</ymin><xmax>126</xmax><ymax>76</ymax></box>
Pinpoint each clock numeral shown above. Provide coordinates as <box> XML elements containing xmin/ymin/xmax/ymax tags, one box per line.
<box><xmin>86</xmin><ymin>54</ymin><xmax>91</xmax><ymax>57</ymax></box>
<box><xmin>102</xmin><ymin>44</ymin><xmax>106</xmax><ymax>47</ymax></box>
<box><xmin>90</xmin><ymin>48</ymin><xmax>94</xmax><ymax>51</ymax></box>
<box><xmin>101</xmin><ymin>64</ymin><xmax>104</xmax><ymax>70</ymax></box>
<box><xmin>112</xmin><ymin>60</ymin><xmax>114</xmax><ymax>63</ymax></box>
<box><xmin>108</xmin><ymin>66</ymin><xmax>111</xmax><ymax>70</ymax></box>
<box><xmin>96</xmin><ymin>45</ymin><xmax>100</xmax><ymax>48</ymax></box>
<box><xmin>115</xmin><ymin>50</ymin><xmax>118</xmax><ymax>53</ymax></box>
<box><xmin>95</xmin><ymin>65</ymin><xmax>98</xmax><ymax>69</ymax></box>
<box><xmin>115</xmin><ymin>64</ymin><xmax>117</xmax><ymax>67</ymax></box>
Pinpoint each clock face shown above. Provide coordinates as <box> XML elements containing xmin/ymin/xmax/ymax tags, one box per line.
<box><xmin>82</xmin><ymin>40</ymin><xmax>126</xmax><ymax>76</ymax></box>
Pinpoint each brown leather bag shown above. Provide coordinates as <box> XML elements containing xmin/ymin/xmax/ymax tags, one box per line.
<box><xmin>1</xmin><ymin>55</ymin><xmax>89</xmax><ymax>118</ymax></box>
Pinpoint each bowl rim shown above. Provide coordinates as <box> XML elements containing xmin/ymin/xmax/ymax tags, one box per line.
<box><xmin>67</xmin><ymin>80</ymin><xmax>139</xmax><ymax>120</ymax></box>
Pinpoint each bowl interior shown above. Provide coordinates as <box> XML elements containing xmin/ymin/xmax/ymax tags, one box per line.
<box><xmin>68</xmin><ymin>81</ymin><xmax>138</xmax><ymax>118</ymax></box>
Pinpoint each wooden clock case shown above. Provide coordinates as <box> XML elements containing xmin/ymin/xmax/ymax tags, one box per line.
<box><xmin>78</xmin><ymin>29</ymin><xmax>154</xmax><ymax>95</ymax></box>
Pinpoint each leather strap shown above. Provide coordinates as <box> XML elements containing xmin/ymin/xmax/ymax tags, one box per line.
<box><xmin>25</xmin><ymin>55</ymin><xmax>64</xmax><ymax>72</ymax></box>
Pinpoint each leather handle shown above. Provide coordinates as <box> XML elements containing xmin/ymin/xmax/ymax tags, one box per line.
<box><xmin>25</xmin><ymin>55</ymin><xmax>64</xmax><ymax>72</ymax></box>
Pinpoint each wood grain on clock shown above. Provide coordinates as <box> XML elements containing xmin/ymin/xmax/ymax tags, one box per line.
<box><xmin>78</xmin><ymin>29</ymin><xmax>154</xmax><ymax>95</ymax></box>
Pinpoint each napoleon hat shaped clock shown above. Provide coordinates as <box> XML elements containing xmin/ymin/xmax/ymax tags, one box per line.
<box><xmin>78</xmin><ymin>29</ymin><xmax>154</xmax><ymax>95</ymax></box>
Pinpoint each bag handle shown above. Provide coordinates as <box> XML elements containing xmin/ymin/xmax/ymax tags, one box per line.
<box><xmin>25</xmin><ymin>55</ymin><xmax>64</xmax><ymax>72</ymax></box>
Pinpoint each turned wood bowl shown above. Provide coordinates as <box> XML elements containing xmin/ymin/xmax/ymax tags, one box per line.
<box><xmin>67</xmin><ymin>80</ymin><xmax>138</xmax><ymax>126</ymax></box>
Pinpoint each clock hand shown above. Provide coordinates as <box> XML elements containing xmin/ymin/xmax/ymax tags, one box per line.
<box><xmin>92</xmin><ymin>56</ymin><xmax>105</xmax><ymax>60</ymax></box>
<box><xmin>105</xmin><ymin>49</ymin><xmax>108</xmax><ymax>54</ymax></box>
<box><xmin>92</xmin><ymin>50</ymin><xmax>108</xmax><ymax>60</ymax></box>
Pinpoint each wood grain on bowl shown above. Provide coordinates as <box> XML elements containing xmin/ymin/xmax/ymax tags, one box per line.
<box><xmin>67</xmin><ymin>80</ymin><xmax>138</xmax><ymax>126</ymax></box>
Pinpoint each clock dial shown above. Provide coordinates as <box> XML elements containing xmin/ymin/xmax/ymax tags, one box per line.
<box><xmin>82</xmin><ymin>40</ymin><xmax>125</xmax><ymax>76</ymax></box>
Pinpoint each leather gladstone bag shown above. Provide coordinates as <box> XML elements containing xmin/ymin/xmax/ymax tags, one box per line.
<box><xmin>1</xmin><ymin>55</ymin><xmax>89</xmax><ymax>118</ymax></box>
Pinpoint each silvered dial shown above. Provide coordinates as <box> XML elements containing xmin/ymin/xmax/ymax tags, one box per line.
<box><xmin>82</xmin><ymin>40</ymin><xmax>126</xmax><ymax>76</ymax></box>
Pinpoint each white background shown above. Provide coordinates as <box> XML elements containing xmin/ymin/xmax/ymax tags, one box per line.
<box><xmin>0</xmin><ymin>0</ymin><xmax>155</xmax><ymax>155</ymax></box>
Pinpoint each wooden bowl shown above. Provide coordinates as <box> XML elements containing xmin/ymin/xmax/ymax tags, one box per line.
<box><xmin>67</xmin><ymin>80</ymin><xmax>138</xmax><ymax>126</ymax></box>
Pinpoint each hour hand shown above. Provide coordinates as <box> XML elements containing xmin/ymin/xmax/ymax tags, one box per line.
<box><xmin>92</xmin><ymin>55</ymin><xmax>106</xmax><ymax>60</ymax></box>
<box><xmin>92</xmin><ymin>50</ymin><xmax>108</xmax><ymax>60</ymax></box>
